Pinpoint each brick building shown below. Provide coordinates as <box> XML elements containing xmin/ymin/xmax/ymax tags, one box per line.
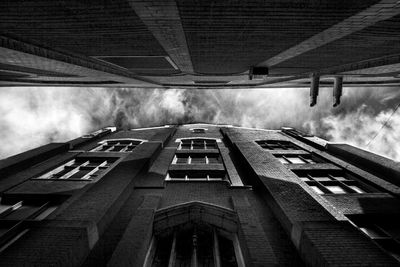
<box><xmin>2</xmin><ymin>1</ymin><xmax>400</xmax><ymax>94</ymax></box>
<box><xmin>0</xmin><ymin>124</ymin><xmax>399</xmax><ymax>266</ymax></box>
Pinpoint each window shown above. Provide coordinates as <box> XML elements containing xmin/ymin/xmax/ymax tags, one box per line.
<box><xmin>179</xmin><ymin>139</ymin><xmax>217</xmax><ymax>150</ymax></box>
<box><xmin>166</xmin><ymin>170</ymin><xmax>225</xmax><ymax>181</ymax></box>
<box><xmin>256</xmin><ymin>140</ymin><xmax>301</xmax><ymax>150</ymax></box>
<box><xmin>172</xmin><ymin>154</ymin><xmax>221</xmax><ymax>164</ymax></box>
<box><xmin>82</xmin><ymin>127</ymin><xmax>115</xmax><ymax>138</ymax></box>
<box><xmin>275</xmin><ymin>154</ymin><xmax>317</xmax><ymax>164</ymax></box>
<box><xmin>34</xmin><ymin>158</ymin><xmax>116</xmax><ymax>181</ymax></box>
<box><xmin>294</xmin><ymin>170</ymin><xmax>370</xmax><ymax>195</ymax></box>
<box><xmin>0</xmin><ymin>199</ymin><xmax>58</xmax><ymax>221</ymax></box>
<box><xmin>0</xmin><ymin>197</ymin><xmax>61</xmax><ymax>252</ymax></box>
<box><xmin>349</xmin><ymin>217</ymin><xmax>400</xmax><ymax>262</ymax></box>
<box><xmin>148</xmin><ymin>225</ymin><xmax>241</xmax><ymax>267</ymax></box>
<box><xmin>170</xmin><ymin>138</ymin><xmax>226</xmax><ymax>183</ymax></box>
<box><xmin>191</xmin><ymin>128</ymin><xmax>207</xmax><ymax>133</ymax></box>
<box><xmin>91</xmin><ymin>139</ymin><xmax>144</xmax><ymax>152</ymax></box>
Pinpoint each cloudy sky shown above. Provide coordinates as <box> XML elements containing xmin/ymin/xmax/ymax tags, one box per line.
<box><xmin>0</xmin><ymin>86</ymin><xmax>399</xmax><ymax>161</ymax></box>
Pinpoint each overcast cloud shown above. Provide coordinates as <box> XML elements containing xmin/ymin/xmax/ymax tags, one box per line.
<box><xmin>0</xmin><ymin>86</ymin><xmax>399</xmax><ymax>161</ymax></box>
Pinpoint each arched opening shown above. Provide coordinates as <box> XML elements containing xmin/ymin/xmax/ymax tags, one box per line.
<box><xmin>144</xmin><ymin>202</ymin><xmax>245</xmax><ymax>267</ymax></box>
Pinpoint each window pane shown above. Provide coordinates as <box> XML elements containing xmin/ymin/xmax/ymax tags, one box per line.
<box><xmin>106</xmin><ymin>141</ymin><xmax>119</xmax><ymax>145</ymax></box>
<box><xmin>305</xmin><ymin>158</ymin><xmax>316</xmax><ymax>164</ymax></box>
<box><xmin>310</xmin><ymin>186</ymin><xmax>324</xmax><ymax>194</ymax></box>
<box><xmin>197</xmin><ymin>229</ymin><xmax>214</xmax><ymax>267</ymax></box>
<box><xmin>191</xmin><ymin>157</ymin><xmax>206</xmax><ymax>164</ymax></box>
<box><xmin>218</xmin><ymin>235</ymin><xmax>238</xmax><ymax>267</ymax></box>
<box><xmin>175</xmin><ymin>230</ymin><xmax>193</xmax><ymax>266</ymax></box>
<box><xmin>169</xmin><ymin>171</ymin><xmax>186</xmax><ymax>180</ymax></box>
<box><xmin>181</xmin><ymin>144</ymin><xmax>191</xmax><ymax>150</ymax></box>
<box><xmin>349</xmin><ymin>185</ymin><xmax>365</xmax><ymax>193</ymax></box>
<box><xmin>176</xmin><ymin>157</ymin><xmax>188</xmax><ymax>164</ymax></box>
<box><xmin>4</xmin><ymin>204</ymin><xmax>43</xmax><ymax>220</ymax></box>
<box><xmin>207</xmin><ymin>156</ymin><xmax>220</xmax><ymax>164</ymax></box>
<box><xmin>277</xmin><ymin>157</ymin><xmax>288</xmax><ymax>164</ymax></box>
<box><xmin>68</xmin><ymin>169</ymin><xmax>92</xmax><ymax>179</ymax></box>
<box><xmin>152</xmin><ymin>235</ymin><xmax>173</xmax><ymax>267</ymax></box>
<box><xmin>360</xmin><ymin>226</ymin><xmax>389</xmax><ymax>239</ymax></box>
<box><xmin>125</xmin><ymin>146</ymin><xmax>136</xmax><ymax>152</ymax></box>
<box><xmin>90</xmin><ymin>168</ymin><xmax>106</xmax><ymax>177</ymax></box>
<box><xmin>208</xmin><ymin>172</ymin><xmax>223</xmax><ymax>180</ymax></box>
<box><xmin>110</xmin><ymin>146</ymin><xmax>124</xmax><ymax>152</ymax></box>
<box><xmin>286</xmin><ymin>157</ymin><xmax>306</xmax><ymax>164</ymax></box>
<box><xmin>326</xmin><ymin>185</ymin><xmax>346</xmax><ymax>194</ymax></box>
<box><xmin>331</xmin><ymin>175</ymin><xmax>348</xmax><ymax>181</ymax></box>
<box><xmin>118</xmin><ymin>140</ymin><xmax>132</xmax><ymax>145</ymax></box>
<box><xmin>52</xmin><ymin>167</ymin><xmax>73</xmax><ymax>178</ymax></box>
<box><xmin>187</xmin><ymin>173</ymin><xmax>207</xmax><ymax>180</ymax></box>
<box><xmin>312</xmin><ymin>176</ymin><xmax>331</xmax><ymax>182</ymax></box>
<box><xmin>206</xmin><ymin>143</ymin><xmax>217</xmax><ymax>149</ymax></box>
<box><xmin>98</xmin><ymin>145</ymin><xmax>110</xmax><ymax>151</ymax></box>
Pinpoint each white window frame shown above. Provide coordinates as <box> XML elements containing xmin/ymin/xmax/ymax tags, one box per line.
<box><xmin>172</xmin><ymin>154</ymin><xmax>220</xmax><ymax>165</ymax></box>
<box><xmin>165</xmin><ymin>172</ymin><xmax>224</xmax><ymax>181</ymax></box>
<box><xmin>176</xmin><ymin>138</ymin><xmax>221</xmax><ymax>150</ymax></box>
<box><xmin>90</xmin><ymin>138</ymin><xmax>147</xmax><ymax>152</ymax></box>
<box><xmin>34</xmin><ymin>158</ymin><xmax>115</xmax><ymax>181</ymax></box>
<box><xmin>276</xmin><ymin>155</ymin><xmax>316</xmax><ymax>164</ymax></box>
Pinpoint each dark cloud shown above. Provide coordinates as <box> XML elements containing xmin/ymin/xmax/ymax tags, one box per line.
<box><xmin>0</xmin><ymin>86</ymin><xmax>399</xmax><ymax>161</ymax></box>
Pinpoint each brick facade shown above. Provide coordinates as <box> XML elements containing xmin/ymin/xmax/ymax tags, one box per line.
<box><xmin>0</xmin><ymin>124</ymin><xmax>398</xmax><ymax>266</ymax></box>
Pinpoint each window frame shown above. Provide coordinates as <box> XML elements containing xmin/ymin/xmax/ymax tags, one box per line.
<box><xmin>90</xmin><ymin>138</ymin><xmax>147</xmax><ymax>152</ymax></box>
<box><xmin>275</xmin><ymin>154</ymin><xmax>318</xmax><ymax>164</ymax></box>
<box><xmin>256</xmin><ymin>140</ymin><xmax>302</xmax><ymax>150</ymax></box>
<box><xmin>348</xmin><ymin>216</ymin><xmax>400</xmax><ymax>262</ymax></box>
<box><xmin>171</xmin><ymin>154</ymin><xmax>221</xmax><ymax>165</ymax></box>
<box><xmin>176</xmin><ymin>138</ymin><xmax>221</xmax><ymax>151</ymax></box>
<box><xmin>33</xmin><ymin>157</ymin><xmax>118</xmax><ymax>181</ymax></box>
<box><xmin>294</xmin><ymin>170</ymin><xmax>373</xmax><ymax>195</ymax></box>
<box><xmin>0</xmin><ymin>197</ymin><xmax>64</xmax><ymax>253</ymax></box>
<box><xmin>190</xmin><ymin>128</ymin><xmax>208</xmax><ymax>134</ymax></box>
<box><xmin>166</xmin><ymin>171</ymin><xmax>226</xmax><ymax>182</ymax></box>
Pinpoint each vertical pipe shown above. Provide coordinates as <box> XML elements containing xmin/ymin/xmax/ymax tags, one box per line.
<box><xmin>310</xmin><ymin>74</ymin><xmax>320</xmax><ymax>107</ymax></box>
<box><xmin>333</xmin><ymin>76</ymin><xmax>343</xmax><ymax>107</ymax></box>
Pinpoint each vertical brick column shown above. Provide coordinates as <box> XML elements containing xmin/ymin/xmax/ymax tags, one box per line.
<box><xmin>231</xmin><ymin>196</ymin><xmax>277</xmax><ymax>266</ymax></box>
<box><xmin>108</xmin><ymin>195</ymin><xmax>161</xmax><ymax>267</ymax></box>
<box><xmin>219</xmin><ymin>147</ymin><xmax>244</xmax><ymax>186</ymax></box>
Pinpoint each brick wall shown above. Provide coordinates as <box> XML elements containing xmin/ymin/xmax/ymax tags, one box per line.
<box><xmin>1</xmin><ymin>125</ymin><xmax>398</xmax><ymax>266</ymax></box>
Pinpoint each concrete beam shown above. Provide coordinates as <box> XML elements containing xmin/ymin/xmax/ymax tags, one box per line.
<box><xmin>0</xmin><ymin>34</ymin><xmax>160</xmax><ymax>85</ymax></box>
<box><xmin>258</xmin><ymin>0</ymin><xmax>400</xmax><ymax>67</ymax></box>
<box><xmin>128</xmin><ymin>0</ymin><xmax>194</xmax><ymax>73</ymax></box>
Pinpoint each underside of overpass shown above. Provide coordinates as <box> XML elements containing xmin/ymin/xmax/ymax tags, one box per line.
<box><xmin>1</xmin><ymin>0</ymin><xmax>400</xmax><ymax>93</ymax></box>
